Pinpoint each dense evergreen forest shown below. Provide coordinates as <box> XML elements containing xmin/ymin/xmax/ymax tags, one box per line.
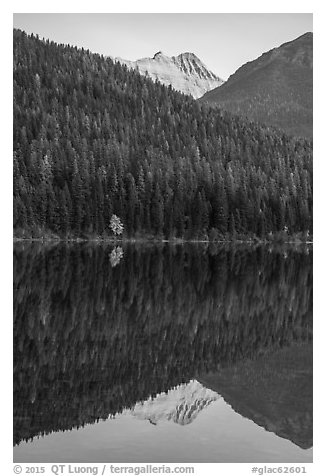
<box><xmin>14</xmin><ymin>243</ymin><xmax>312</xmax><ymax>445</ymax></box>
<box><xmin>13</xmin><ymin>29</ymin><xmax>313</xmax><ymax>239</ymax></box>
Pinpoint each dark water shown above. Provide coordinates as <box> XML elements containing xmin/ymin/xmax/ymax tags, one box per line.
<box><xmin>13</xmin><ymin>242</ymin><xmax>313</xmax><ymax>462</ymax></box>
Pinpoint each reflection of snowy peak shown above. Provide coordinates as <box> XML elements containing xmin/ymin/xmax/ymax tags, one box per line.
<box><xmin>128</xmin><ymin>380</ymin><xmax>220</xmax><ymax>425</ymax></box>
<box><xmin>116</xmin><ymin>52</ymin><xmax>224</xmax><ymax>99</ymax></box>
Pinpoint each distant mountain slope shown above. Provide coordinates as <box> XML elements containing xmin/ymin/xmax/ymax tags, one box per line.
<box><xmin>128</xmin><ymin>380</ymin><xmax>220</xmax><ymax>426</ymax></box>
<box><xmin>199</xmin><ymin>343</ymin><xmax>313</xmax><ymax>449</ymax></box>
<box><xmin>199</xmin><ymin>33</ymin><xmax>313</xmax><ymax>138</ymax></box>
<box><xmin>116</xmin><ymin>51</ymin><xmax>224</xmax><ymax>98</ymax></box>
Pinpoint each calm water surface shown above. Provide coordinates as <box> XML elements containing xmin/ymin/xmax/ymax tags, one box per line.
<box><xmin>13</xmin><ymin>243</ymin><xmax>313</xmax><ymax>462</ymax></box>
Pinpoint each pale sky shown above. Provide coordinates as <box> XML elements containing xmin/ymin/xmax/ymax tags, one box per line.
<box><xmin>13</xmin><ymin>13</ymin><xmax>312</xmax><ymax>80</ymax></box>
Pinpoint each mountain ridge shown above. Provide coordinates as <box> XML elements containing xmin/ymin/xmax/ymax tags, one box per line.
<box><xmin>116</xmin><ymin>50</ymin><xmax>224</xmax><ymax>98</ymax></box>
<box><xmin>198</xmin><ymin>343</ymin><xmax>313</xmax><ymax>449</ymax></box>
<box><xmin>199</xmin><ymin>32</ymin><xmax>313</xmax><ymax>138</ymax></box>
<box><xmin>127</xmin><ymin>380</ymin><xmax>220</xmax><ymax>426</ymax></box>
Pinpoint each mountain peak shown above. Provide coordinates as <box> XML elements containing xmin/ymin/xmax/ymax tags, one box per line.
<box><xmin>128</xmin><ymin>380</ymin><xmax>220</xmax><ymax>426</ymax></box>
<box><xmin>115</xmin><ymin>51</ymin><xmax>224</xmax><ymax>99</ymax></box>
<box><xmin>153</xmin><ymin>51</ymin><xmax>167</xmax><ymax>59</ymax></box>
<box><xmin>177</xmin><ymin>52</ymin><xmax>200</xmax><ymax>61</ymax></box>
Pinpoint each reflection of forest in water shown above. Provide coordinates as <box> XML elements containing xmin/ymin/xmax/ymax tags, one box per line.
<box><xmin>13</xmin><ymin>243</ymin><xmax>312</xmax><ymax>447</ymax></box>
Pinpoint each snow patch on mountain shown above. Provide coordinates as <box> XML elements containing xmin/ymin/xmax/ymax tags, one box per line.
<box><xmin>124</xmin><ymin>380</ymin><xmax>220</xmax><ymax>426</ymax></box>
<box><xmin>116</xmin><ymin>52</ymin><xmax>224</xmax><ymax>99</ymax></box>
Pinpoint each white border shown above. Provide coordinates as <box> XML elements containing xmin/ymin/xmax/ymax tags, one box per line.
<box><xmin>3</xmin><ymin>2</ymin><xmax>324</xmax><ymax>475</ymax></box>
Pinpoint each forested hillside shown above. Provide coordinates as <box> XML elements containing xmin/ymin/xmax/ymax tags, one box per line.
<box><xmin>13</xmin><ymin>29</ymin><xmax>313</xmax><ymax>239</ymax></box>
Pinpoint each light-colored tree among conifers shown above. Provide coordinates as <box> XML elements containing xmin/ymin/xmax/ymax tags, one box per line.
<box><xmin>109</xmin><ymin>214</ymin><xmax>124</xmax><ymax>236</ymax></box>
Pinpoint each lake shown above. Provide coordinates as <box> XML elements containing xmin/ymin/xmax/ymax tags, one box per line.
<box><xmin>13</xmin><ymin>242</ymin><xmax>313</xmax><ymax>463</ymax></box>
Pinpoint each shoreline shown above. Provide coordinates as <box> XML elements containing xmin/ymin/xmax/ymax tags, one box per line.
<box><xmin>13</xmin><ymin>236</ymin><xmax>313</xmax><ymax>245</ymax></box>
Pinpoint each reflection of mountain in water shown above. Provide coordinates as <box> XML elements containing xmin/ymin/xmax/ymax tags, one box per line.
<box><xmin>129</xmin><ymin>380</ymin><xmax>219</xmax><ymax>426</ymax></box>
<box><xmin>13</xmin><ymin>243</ymin><xmax>312</xmax><ymax>446</ymax></box>
<box><xmin>199</xmin><ymin>343</ymin><xmax>312</xmax><ymax>449</ymax></box>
